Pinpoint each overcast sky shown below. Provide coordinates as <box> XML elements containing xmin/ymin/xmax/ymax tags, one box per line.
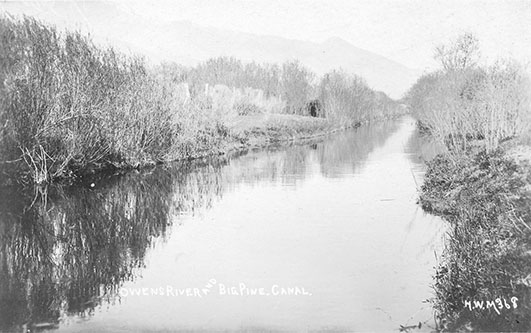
<box><xmin>108</xmin><ymin>0</ymin><xmax>531</xmax><ymax>70</ymax></box>
<box><xmin>2</xmin><ymin>0</ymin><xmax>530</xmax><ymax>71</ymax></box>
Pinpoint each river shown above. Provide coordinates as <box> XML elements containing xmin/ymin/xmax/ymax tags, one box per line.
<box><xmin>0</xmin><ymin>115</ymin><xmax>447</xmax><ymax>332</ymax></box>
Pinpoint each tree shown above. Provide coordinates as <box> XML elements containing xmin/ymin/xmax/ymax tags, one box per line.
<box><xmin>435</xmin><ymin>33</ymin><xmax>480</xmax><ymax>72</ymax></box>
<box><xmin>280</xmin><ymin>60</ymin><xmax>314</xmax><ymax>114</ymax></box>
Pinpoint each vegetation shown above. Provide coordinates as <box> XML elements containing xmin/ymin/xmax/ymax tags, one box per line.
<box><xmin>318</xmin><ymin>70</ymin><xmax>403</xmax><ymax>127</ymax></box>
<box><xmin>0</xmin><ymin>15</ymin><xmax>404</xmax><ymax>185</ymax></box>
<box><xmin>406</xmin><ymin>33</ymin><xmax>531</xmax><ymax>157</ymax></box>
<box><xmin>0</xmin><ymin>158</ymin><xmax>226</xmax><ymax>331</ymax></box>
<box><xmin>0</xmin><ymin>15</ymin><xmax>228</xmax><ymax>185</ymax></box>
<box><xmin>156</xmin><ymin>57</ymin><xmax>401</xmax><ymax>122</ymax></box>
<box><xmin>421</xmin><ymin>148</ymin><xmax>531</xmax><ymax>332</ymax></box>
<box><xmin>0</xmin><ymin>119</ymin><xmax>400</xmax><ymax>332</ymax></box>
<box><xmin>407</xmin><ymin>33</ymin><xmax>531</xmax><ymax>331</ymax></box>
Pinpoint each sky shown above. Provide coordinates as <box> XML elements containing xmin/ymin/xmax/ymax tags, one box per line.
<box><xmin>2</xmin><ymin>0</ymin><xmax>530</xmax><ymax>71</ymax></box>
<box><xmin>109</xmin><ymin>0</ymin><xmax>531</xmax><ymax>70</ymax></box>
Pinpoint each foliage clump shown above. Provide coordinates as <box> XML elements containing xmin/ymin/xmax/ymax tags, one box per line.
<box><xmin>0</xmin><ymin>15</ymin><xmax>405</xmax><ymax>184</ymax></box>
<box><xmin>409</xmin><ymin>33</ymin><xmax>531</xmax><ymax>331</ymax></box>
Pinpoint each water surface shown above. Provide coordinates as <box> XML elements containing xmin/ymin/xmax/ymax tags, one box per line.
<box><xmin>0</xmin><ymin>116</ymin><xmax>447</xmax><ymax>332</ymax></box>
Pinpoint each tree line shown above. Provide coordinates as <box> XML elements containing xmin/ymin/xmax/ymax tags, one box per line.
<box><xmin>0</xmin><ymin>15</ymin><xmax>404</xmax><ymax>184</ymax></box>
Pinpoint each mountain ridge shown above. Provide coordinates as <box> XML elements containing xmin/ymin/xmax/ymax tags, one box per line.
<box><xmin>0</xmin><ymin>1</ymin><xmax>421</xmax><ymax>98</ymax></box>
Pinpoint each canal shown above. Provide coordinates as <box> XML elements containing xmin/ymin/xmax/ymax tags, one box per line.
<box><xmin>0</xmin><ymin>116</ymin><xmax>447</xmax><ymax>332</ymax></box>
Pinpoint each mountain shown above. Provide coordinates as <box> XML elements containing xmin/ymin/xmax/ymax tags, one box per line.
<box><xmin>0</xmin><ymin>1</ymin><xmax>420</xmax><ymax>99</ymax></box>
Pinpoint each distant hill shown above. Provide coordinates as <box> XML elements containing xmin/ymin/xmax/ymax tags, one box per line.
<box><xmin>0</xmin><ymin>1</ymin><xmax>421</xmax><ymax>99</ymax></box>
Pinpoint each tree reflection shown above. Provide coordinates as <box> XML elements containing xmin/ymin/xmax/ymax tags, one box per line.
<box><xmin>0</xmin><ymin>120</ymin><xmax>402</xmax><ymax>332</ymax></box>
<box><xmin>316</xmin><ymin>121</ymin><xmax>400</xmax><ymax>178</ymax></box>
<box><xmin>0</xmin><ymin>161</ymin><xmax>224</xmax><ymax>332</ymax></box>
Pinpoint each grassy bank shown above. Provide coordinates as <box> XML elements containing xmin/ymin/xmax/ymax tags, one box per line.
<box><xmin>406</xmin><ymin>34</ymin><xmax>531</xmax><ymax>331</ymax></box>
<box><xmin>420</xmin><ymin>145</ymin><xmax>531</xmax><ymax>331</ymax></box>
<box><xmin>227</xmin><ymin>113</ymin><xmax>333</xmax><ymax>149</ymax></box>
<box><xmin>0</xmin><ymin>15</ymin><xmax>404</xmax><ymax>185</ymax></box>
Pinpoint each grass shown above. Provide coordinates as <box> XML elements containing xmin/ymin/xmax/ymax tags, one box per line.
<box><xmin>227</xmin><ymin>113</ymin><xmax>332</xmax><ymax>148</ymax></box>
<box><xmin>420</xmin><ymin>146</ymin><xmax>531</xmax><ymax>331</ymax></box>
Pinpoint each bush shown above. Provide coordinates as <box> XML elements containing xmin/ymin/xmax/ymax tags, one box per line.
<box><xmin>0</xmin><ymin>15</ymin><xmax>226</xmax><ymax>183</ymax></box>
<box><xmin>406</xmin><ymin>34</ymin><xmax>531</xmax><ymax>157</ymax></box>
<box><xmin>0</xmin><ymin>15</ymin><xmax>404</xmax><ymax>184</ymax></box>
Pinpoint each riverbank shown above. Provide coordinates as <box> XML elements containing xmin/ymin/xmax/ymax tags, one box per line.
<box><xmin>403</xmin><ymin>34</ymin><xmax>531</xmax><ymax>331</ymax></box>
<box><xmin>0</xmin><ymin>15</ymin><xmax>404</xmax><ymax>186</ymax></box>
<box><xmin>0</xmin><ymin>113</ymin><xmax>443</xmax><ymax>332</ymax></box>
<box><xmin>226</xmin><ymin>113</ymin><xmax>337</xmax><ymax>149</ymax></box>
<box><xmin>0</xmin><ymin>113</ymin><xmax>329</xmax><ymax>185</ymax></box>
<box><xmin>419</xmin><ymin>142</ymin><xmax>531</xmax><ymax>331</ymax></box>
<box><xmin>0</xmin><ymin>108</ymin><xmax>404</xmax><ymax>187</ymax></box>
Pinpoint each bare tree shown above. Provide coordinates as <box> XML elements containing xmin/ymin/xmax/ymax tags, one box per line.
<box><xmin>435</xmin><ymin>33</ymin><xmax>481</xmax><ymax>72</ymax></box>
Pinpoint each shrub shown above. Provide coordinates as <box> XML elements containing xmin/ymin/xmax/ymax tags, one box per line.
<box><xmin>0</xmin><ymin>15</ymin><xmax>225</xmax><ymax>183</ymax></box>
<box><xmin>406</xmin><ymin>34</ymin><xmax>531</xmax><ymax>157</ymax></box>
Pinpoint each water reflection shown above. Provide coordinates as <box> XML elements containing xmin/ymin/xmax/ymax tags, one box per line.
<box><xmin>0</xmin><ymin>163</ymin><xmax>225</xmax><ymax>332</ymax></box>
<box><xmin>223</xmin><ymin>120</ymin><xmax>399</xmax><ymax>186</ymax></box>
<box><xmin>0</xmin><ymin>116</ymin><xmax>445</xmax><ymax>332</ymax></box>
